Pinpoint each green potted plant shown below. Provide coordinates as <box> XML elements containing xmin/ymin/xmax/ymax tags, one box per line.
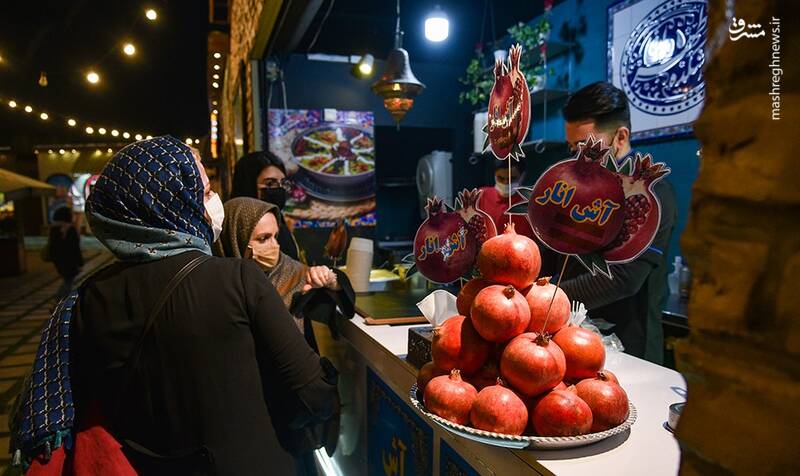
<box><xmin>459</xmin><ymin>18</ymin><xmax>553</xmax><ymax>108</ymax></box>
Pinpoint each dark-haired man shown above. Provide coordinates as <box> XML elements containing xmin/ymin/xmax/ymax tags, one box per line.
<box><xmin>555</xmin><ymin>82</ymin><xmax>677</xmax><ymax>365</ymax></box>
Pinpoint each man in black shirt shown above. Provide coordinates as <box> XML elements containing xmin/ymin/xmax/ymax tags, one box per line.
<box><xmin>556</xmin><ymin>82</ymin><xmax>677</xmax><ymax>365</ymax></box>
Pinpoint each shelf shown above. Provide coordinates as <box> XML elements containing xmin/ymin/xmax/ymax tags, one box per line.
<box><xmin>531</xmin><ymin>88</ymin><xmax>569</xmax><ymax>105</ymax></box>
<box><xmin>478</xmin><ymin>140</ymin><xmax>567</xmax><ymax>159</ymax></box>
<box><xmin>545</xmin><ymin>41</ymin><xmax>576</xmax><ymax>59</ymax></box>
<box><xmin>378</xmin><ymin>179</ymin><xmax>416</xmax><ymax>188</ymax></box>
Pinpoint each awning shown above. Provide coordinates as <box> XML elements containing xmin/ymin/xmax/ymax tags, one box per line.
<box><xmin>0</xmin><ymin>167</ymin><xmax>56</xmax><ymax>201</ymax></box>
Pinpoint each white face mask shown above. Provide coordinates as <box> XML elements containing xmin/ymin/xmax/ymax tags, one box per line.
<box><xmin>204</xmin><ymin>192</ymin><xmax>225</xmax><ymax>242</ymax></box>
<box><xmin>495</xmin><ymin>179</ymin><xmax>522</xmax><ymax>198</ymax></box>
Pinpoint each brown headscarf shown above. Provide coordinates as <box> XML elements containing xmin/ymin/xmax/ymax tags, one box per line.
<box><xmin>213</xmin><ymin>197</ymin><xmax>307</xmax><ymax>313</ymax></box>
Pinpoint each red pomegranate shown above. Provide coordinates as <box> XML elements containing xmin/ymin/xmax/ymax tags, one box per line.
<box><xmin>476</xmin><ymin>223</ymin><xmax>541</xmax><ymax>290</ymax></box>
<box><xmin>524</xmin><ymin>381</ymin><xmax>568</xmax><ymax>433</ymax></box>
<box><xmin>604</xmin><ymin>153</ymin><xmax>670</xmax><ymax>262</ymax></box>
<box><xmin>456</xmin><ymin>278</ymin><xmax>490</xmax><ymax>317</ymax></box>
<box><xmin>456</xmin><ymin>189</ymin><xmax>498</xmax><ymax>247</ymax></box>
<box><xmin>486</xmin><ymin>44</ymin><xmax>530</xmax><ymax>160</ymax></box>
<box><xmin>424</xmin><ymin>370</ymin><xmax>478</xmax><ymax>426</ymax></box>
<box><xmin>527</xmin><ymin>135</ymin><xmax>625</xmax><ymax>255</ymax></box>
<box><xmin>417</xmin><ymin>361</ymin><xmax>447</xmax><ymax>396</ymax></box>
<box><xmin>470</xmin><ymin>379</ymin><xmax>529</xmax><ymax>435</ymax></box>
<box><xmin>466</xmin><ymin>359</ymin><xmax>499</xmax><ymax>391</ymax></box>
<box><xmin>553</xmin><ymin>326</ymin><xmax>606</xmax><ymax>380</ymax></box>
<box><xmin>599</xmin><ymin>370</ymin><xmax>619</xmax><ymax>385</ymax></box>
<box><xmin>575</xmin><ymin>373</ymin><xmax>629</xmax><ymax>432</ymax></box>
<box><xmin>471</xmin><ymin>285</ymin><xmax>531</xmax><ymax>343</ymax></box>
<box><xmin>524</xmin><ymin>277</ymin><xmax>570</xmax><ymax>335</ymax></box>
<box><xmin>500</xmin><ymin>332</ymin><xmax>565</xmax><ymax>397</ymax></box>
<box><xmin>431</xmin><ymin>315</ymin><xmax>491</xmax><ymax>375</ymax></box>
<box><xmin>414</xmin><ymin>197</ymin><xmax>479</xmax><ymax>284</ymax></box>
<box><xmin>532</xmin><ymin>389</ymin><xmax>593</xmax><ymax>437</ymax></box>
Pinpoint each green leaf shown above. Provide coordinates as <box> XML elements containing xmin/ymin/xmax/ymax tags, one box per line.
<box><xmin>507</xmin><ymin>202</ymin><xmax>529</xmax><ymax>215</ymax></box>
<box><xmin>575</xmin><ymin>253</ymin><xmax>612</xmax><ymax>279</ymax></box>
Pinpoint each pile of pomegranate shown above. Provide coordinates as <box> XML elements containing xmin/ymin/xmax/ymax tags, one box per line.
<box><xmin>418</xmin><ymin>224</ymin><xmax>630</xmax><ymax>438</ymax></box>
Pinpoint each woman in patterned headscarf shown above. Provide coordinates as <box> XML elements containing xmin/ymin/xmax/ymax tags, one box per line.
<box><xmin>214</xmin><ymin>197</ymin><xmax>354</xmax><ymax>350</ymax></box>
<box><xmin>11</xmin><ymin>136</ymin><xmax>339</xmax><ymax>475</ymax></box>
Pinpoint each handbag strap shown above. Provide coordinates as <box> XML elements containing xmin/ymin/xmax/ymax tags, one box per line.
<box><xmin>117</xmin><ymin>254</ymin><xmax>211</xmax><ymax>407</ymax></box>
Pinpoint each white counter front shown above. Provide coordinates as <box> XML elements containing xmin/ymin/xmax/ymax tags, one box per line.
<box><xmin>329</xmin><ymin>315</ymin><xmax>685</xmax><ymax>476</ymax></box>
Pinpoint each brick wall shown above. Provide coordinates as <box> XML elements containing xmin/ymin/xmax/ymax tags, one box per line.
<box><xmin>674</xmin><ymin>0</ymin><xmax>799</xmax><ymax>474</ymax></box>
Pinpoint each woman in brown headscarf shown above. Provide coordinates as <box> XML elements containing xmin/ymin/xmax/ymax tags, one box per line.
<box><xmin>214</xmin><ymin>197</ymin><xmax>355</xmax><ymax>350</ymax></box>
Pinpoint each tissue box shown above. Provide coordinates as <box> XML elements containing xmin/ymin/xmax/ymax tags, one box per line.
<box><xmin>407</xmin><ymin>326</ymin><xmax>434</xmax><ymax>369</ymax></box>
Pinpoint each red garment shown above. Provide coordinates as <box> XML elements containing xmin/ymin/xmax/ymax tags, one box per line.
<box><xmin>477</xmin><ymin>186</ymin><xmax>535</xmax><ymax>239</ymax></box>
<box><xmin>25</xmin><ymin>406</ymin><xmax>137</xmax><ymax>476</ymax></box>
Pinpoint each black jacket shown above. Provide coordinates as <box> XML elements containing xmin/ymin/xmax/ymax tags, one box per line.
<box><xmin>72</xmin><ymin>251</ymin><xmax>337</xmax><ymax>475</ymax></box>
<box><xmin>50</xmin><ymin>225</ymin><xmax>83</xmax><ymax>278</ymax></box>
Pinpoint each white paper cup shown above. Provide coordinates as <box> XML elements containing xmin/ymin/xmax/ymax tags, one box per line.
<box><xmin>345</xmin><ymin>237</ymin><xmax>373</xmax><ymax>293</ymax></box>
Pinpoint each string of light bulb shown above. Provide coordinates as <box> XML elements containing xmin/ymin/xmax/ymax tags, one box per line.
<box><xmin>0</xmin><ymin>7</ymin><xmax>160</xmax><ymax>88</ymax></box>
<box><xmin>2</xmin><ymin>92</ymin><xmax>153</xmax><ymax>142</ymax></box>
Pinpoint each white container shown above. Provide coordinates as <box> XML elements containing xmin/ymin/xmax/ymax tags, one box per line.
<box><xmin>345</xmin><ymin>237</ymin><xmax>373</xmax><ymax>293</ymax></box>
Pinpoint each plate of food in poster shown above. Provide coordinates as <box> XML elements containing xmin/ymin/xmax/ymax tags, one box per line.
<box><xmin>268</xmin><ymin>109</ymin><xmax>376</xmax><ymax>228</ymax></box>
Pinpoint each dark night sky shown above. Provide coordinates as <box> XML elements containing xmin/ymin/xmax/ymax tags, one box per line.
<box><xmin>0</xmin><ymin>0</ymin><xmax>210</xmax><ymax>148</ymax></box>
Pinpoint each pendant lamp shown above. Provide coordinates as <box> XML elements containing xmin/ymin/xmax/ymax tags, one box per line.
<box><xmin>371</xmin><ymin>0</ymin><xmax>425</xmax><ymax>125</ymax></box>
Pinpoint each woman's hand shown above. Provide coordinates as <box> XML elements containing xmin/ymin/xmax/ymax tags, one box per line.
<box><xmin>303</xmin><ymin>266</ymin><xmax>340</xmax><ymax>293</ymax></box>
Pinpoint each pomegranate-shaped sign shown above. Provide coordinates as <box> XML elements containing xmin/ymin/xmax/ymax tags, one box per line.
<box><xmin>506</xmin><ymin>134</ymin><xmax>670</xmax><ymax>277</ymax></box>
<box><xmin>455</xmin><ymin>188</ymin><xmax>497</xmax><ymax>247</ymax></box>
<box><xmin>528</xmin><ymin>135</ymin><xmax>625</xmax><ymax>256</ymax></box>
<box><xmin>603</xmin><ymin>153</ymin><xmax>670</xmax><ymax>262</ymax></box>
<box><xmin>414</xmin><ymin>197</ymin><xmax>479</xmax><ymax>283</ymax></box>
<box><xmin>484</xmin><ymin>44</ymin><xmax>531</xmax><ymax>161</ymax></box>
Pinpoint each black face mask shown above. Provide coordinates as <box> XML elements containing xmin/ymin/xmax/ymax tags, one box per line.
<box><xmin>259</xmin><ymin>187</ymin><xmax>287</xmax><ymax>210</ymax></box>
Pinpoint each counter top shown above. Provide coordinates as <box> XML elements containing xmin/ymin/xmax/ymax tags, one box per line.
<box><xmin>341</xmin><ymin>314</ymin><xmax>685</xmax><ymax>476</ymax></box>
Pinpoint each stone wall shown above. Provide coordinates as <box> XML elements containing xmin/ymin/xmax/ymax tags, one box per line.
<box><xmin>675</xmin><ymin>0</ymin><xmax>799</xmax><ymax>474</ymax></box>
<box><xmin>220</xmin><ymin>0</ymin><xmax>283</xmax><ymax>192</ymax></box>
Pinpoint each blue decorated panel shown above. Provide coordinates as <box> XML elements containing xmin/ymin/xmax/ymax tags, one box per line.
<box><xmin>608</xmin><ymin>0</ymin><xmax>708</xmax><ymax>140</ymax></box>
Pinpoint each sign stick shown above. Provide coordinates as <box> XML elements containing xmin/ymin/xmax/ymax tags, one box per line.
<box><xmin>540</xmin><ymin>254</ymin><xmax>571</xmax><ymax>335</ymax></box>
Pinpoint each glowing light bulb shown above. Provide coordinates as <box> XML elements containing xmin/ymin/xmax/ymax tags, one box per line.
<box><xmin>39</xmin><ymin>112</ymin><xmax>49</xmax><ymax>120</ymax></box>
<box><xmin>211</xmin><ymin>82</ymin><xmax>219</xmax><ymax>89</ymax></box>
<box><xmin>213</xmin><ymin>64</ymin><xmax>220</xmax><ymax>71</ymax></box>
<box><xmin>24</xmin><ymin>105</ymin><xmax>33</xmax><ymax>113</ymax></box>
<box><xmin>86</xmin><ymin>71</ymin><xmax>100</xmax><ymax>84</ymax></box>
<box><xmin>67</xmin><ymin>118</ymin><xmax>77</xmax><ymax>126</ymax></box>
<box><xmin>111</xmin><ymin>129</ymin><xmax>119</xmax><ymax>137</ymax></box>
<box><xmin>123</xmin><ymin>132</ymin><xmax>130</xmax><ymax>139</ymax></box>
<box><xmin>85</xmin><ymin>126</ymin><xmax>94</xmax><ymax>134</ymax></box>
<box><xmin>123</xmin><ymin>43</ymin><xmax>136</xmax><ymax>56</ymax></box>
<box><xmin>135</xmin><ymin>134</ymin><xmax>143</xmax><ymax>140</ymax></box>
<box><xmin>59</xmin><ymin>149</ymin><xmax>66</xmax><ymax>155</ymax></box>
<box><xmin>194</xmin><ymin>139</ymin><xmax>200</xmax><ymax>145</ymax></box>
<box><xmin>185</xmin><ymin>138</ymin><xmax>193</xmax><ymax>145</ymax></box>
<box><xmin>98</xmin><ymin>127</ymin><xmax>107</xmax><ymax>135</ymax></box>
<box><xmin>145</xmin><ymin>8</ymin><xmax>157</xmax><ymax>21</ymax></box>
<box><xmin>213</xmin><ymin>52</ymin><xmax>222</xmax><ymax>59</ymax></box>
<box><xmin>107</xmin><ymin>148</ymin><xmax>113</xmax><ymax>153</ymax></box>
<box><xmin>424</xmin><ymin>6</ymin><xmax>449</xmax><ymax>42</ymax></box>
<box><xmin>8</xmin><ymin>100</ymin><xmax>16</xmax><ymax>108</ymax></box>
<box><xmin>145</xmin><ymin>135</ymin><xmax>153</xmax><ymax>139</ymax></box>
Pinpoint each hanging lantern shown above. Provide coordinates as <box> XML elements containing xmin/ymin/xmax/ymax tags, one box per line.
<box><xmin>38</xmin><ymin>71</ymin><xmax>48</xmax><ymax>87</ymax></box>
<box><xmin>371</xmin><ymin>0</ymin><xmax>425</xmax><ymax>125</ymax></box>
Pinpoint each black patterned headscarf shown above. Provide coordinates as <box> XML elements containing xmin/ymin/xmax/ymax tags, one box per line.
<box><xmin>86</xmin><ymin>135</ymin><xmax>212</xmax><ymax>261</ymax></box>
<box><xmin>10</xmin><ymin>136</ymin><xmax>213</xmax><ymax>467</ymax></box>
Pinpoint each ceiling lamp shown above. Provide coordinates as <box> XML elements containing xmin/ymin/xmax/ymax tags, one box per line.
<box><xmin>424</xmin><ymin>5</ymin><xmax>449</xmax><ymax>42</ymax></box>
<box><xmin>371</xmin><ymin>0</ymin><xmax>425</xmax><ymax>126</ymax></box>
<box><xmin>352</xmin><ymin>54</ymin><xmax>374</xmax><ymax>78</ymax></box>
